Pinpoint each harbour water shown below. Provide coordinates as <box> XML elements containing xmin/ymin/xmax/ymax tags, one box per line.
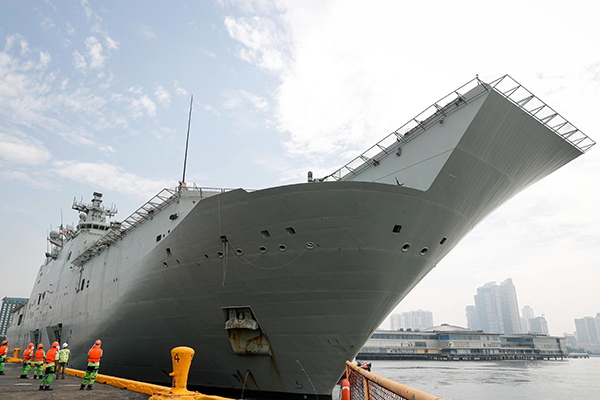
<box><xmin>363</xmin><ymin>357</ymin><xmax>600</xmax><ymax>400</ymax></box>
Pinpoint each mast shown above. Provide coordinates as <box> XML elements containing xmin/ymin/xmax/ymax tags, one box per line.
<box><xmin>181</xmin><ymin>95</ymin><xmax>193</xmax><ymax>186</ymax></box>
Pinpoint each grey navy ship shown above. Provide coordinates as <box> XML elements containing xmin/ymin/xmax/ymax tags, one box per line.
<box><xmin>7</xmin><ymin>75</ymin><xmax>594</xmax><ymax>399</ymax></box>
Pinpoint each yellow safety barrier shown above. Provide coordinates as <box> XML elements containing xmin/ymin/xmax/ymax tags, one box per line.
<box><xmin>5</xmin><ymin>344</ymin><xmax>231</xmax><ymax>399</ymax></box>
<box><xmin>346</xmin><ymin>361</ymin><xmax>444</xmax><ymax>400</ymax></box>
<box><xmin>65</xmin><ymin>367</ymin><xmax>168</xmax><ymax>395</ymax></box>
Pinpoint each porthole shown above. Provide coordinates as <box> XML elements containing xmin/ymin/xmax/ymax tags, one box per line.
<box><xmin>163</xmin><ymin>262</ymin><xmax>168</xmax><ymax>268</ymax></box>
<box><xmin>259</xmin><ymin>246</ymin><xmax>268</xmax><ymax>253</ymax></box>
<box><xmin>278</xmin><ymin>244</ymin><xmax>287</xmax><ymax>252</ymax></box>
<box><xmin>440</xmin><ymin>237</ymin><xmax>447</xmax><ymax>245</ymax></box>
<box><xmin>392</xmin><ymin>225</ymin><xmax>402</xmax><ymax>234</ymax></box>
<box><xmin>261</xmin><ymin>230</ymin><xmax>271</xmax><ymax>238</ymax></box>
<box><xmin>305</xmin><ymin>242</ymin><xmax>315</xmax><ymax>250</ymax></box>
<box><xmin>402</xmin><ymin>243</ymin><xmax>411</xmax><ymax>252</ymax></box>
<box><xmin>235</xmin><ymin>248</ymin><xmax>244</xmax><ymax>256</ymax></box>
<box><xmin>285</xmin><ymin>227</ymin><xmax>296</xmax><ymax>235</ymax></box>
<box><xmin>217</xmin><ymin>251</ymin><xmax>224</xmax><ymax>258</ymax></box>
<box><xmin>420</xmin><ymin>247</ymin><xmax>429</xmax><ymax>256</ymax></box>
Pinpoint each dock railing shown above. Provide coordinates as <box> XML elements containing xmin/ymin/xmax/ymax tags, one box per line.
<box><xmin>345</xmin><ymin>361</ymin><xmax>443</xmax><ymax>400</ymax></box>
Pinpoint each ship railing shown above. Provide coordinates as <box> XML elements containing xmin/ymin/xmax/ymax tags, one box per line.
<box><xmin>321</xmin><ymin>74</ymin><xmax>595</xmax><ymax>182</ymax></box>
<box><xmin>71</xmin><ymin>186</ymin><xmax>239</xmax><ymax>267</ymax></box>
<box><xmin>320</xmin><ymin>77</ymin><xmax>489</xmax><ymax>182</ymax></box>
<box><xmin>489</xmin><ymin>74</ymin><xmax>595</xmax><ymax>152</ymax></box>
<box><xmin>345</xmin><ymin>361</ymin><xmax>443</xmax><ymax>400</ymax></box>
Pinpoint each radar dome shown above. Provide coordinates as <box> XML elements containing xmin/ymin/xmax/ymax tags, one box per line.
<box><xmin>49</xmin><ymin>230</ymin><xmax>60</xmax><ymax>239</ymax></box>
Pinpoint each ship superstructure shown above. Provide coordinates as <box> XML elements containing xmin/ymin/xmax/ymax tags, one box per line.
<box><xmin>7</xmin><ymin>75</ymin><xmax>593</xmax><ymax>399</ymax></box>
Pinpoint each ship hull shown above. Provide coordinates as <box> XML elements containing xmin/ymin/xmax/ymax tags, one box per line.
<box><xmin>7</xmin><ymin>78</ymin><xmax>587</xmax><ymax>399</ymax></box>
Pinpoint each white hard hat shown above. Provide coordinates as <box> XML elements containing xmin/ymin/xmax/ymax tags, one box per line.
<box><xmin>62</xmin><ymin>343</ymin><xmax>68</xmax><ymax>348</ymax></box>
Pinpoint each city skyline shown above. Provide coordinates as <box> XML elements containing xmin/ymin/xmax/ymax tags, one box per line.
<box><xmin>389</xmin><ymin>310</ymin><xmax>434</xmax><ymax>331</ymax></box>
<box><xmin>386</xmin><ymin>279</ymin><xmax>560</xmax><ymax>336</ymax></box>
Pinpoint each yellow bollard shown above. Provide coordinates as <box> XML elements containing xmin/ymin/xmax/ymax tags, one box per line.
<box><xmin>170</xmin><ymin>346</ymin><xmax>194</xmax><ymax>395</ymax></box>
<box><xmin>7</xmin><ymin>348</ymin><xmax>21</xmax><ymax>363</ymax></box>
<box><xmin>149</xmin><ymin>346</ymin><xmax>233</xmax><ymax>400</ymax></box>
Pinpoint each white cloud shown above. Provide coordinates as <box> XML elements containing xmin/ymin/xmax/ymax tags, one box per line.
<box><xmin>137</xmin><ymin>25</ymin><xmax>157</xmax><ymax>40</ymax></box>
<box><xmin>81</xmin><ymin>0</ymin><xmax>93</xmax><ymax>19</ymax></box>
<box><xmin>202</xmin><ymin>103</ymin><xmax>220</xmax><ymax>116</ymax></box>
<box><xmin>39</xmin><ymin>52</ymin><xmax>51</xmax><ymax>69</ymax></box>
<box><xmin>105</xmin><ymin>35</ymin><xmax>119</xmax><ymax>51</ymax></box>
<box><xmin>154</xmin><ymin>86</ymin><xmax>171</xmax><ymax>107</ymax></box>
<box><xmin>0</xmin><ymin>131</ymin><xmax>52</xmax><ymax>165</ymax></box>
<box><xmin>4</xmin><ymin>34</ymin><xmax>29</xmax><ymax>56</ymax></box>
<box><xmin>173</xmin><ymin>80</ymin><xmax>188</xmax><ymax>96</ymax></box>
<box><xmin>128</xmin><ymin>86</ymin><xmax>143</xmax><ymax>95</ymax></box>
<box><xmin>224</xmin><ymin>15</ymin><xmax>290</xmax><ymax>72</ymax></box>
<box><xmin>85</xmin><ymin>36</ymin><xmax>105</xmax><ymax>69</ymax></box>
<box><xmin>130</xmin><ymin>95</ymin><xmax>157</xmax><ymax>118</ymax></box>
<box><xmin>66</xmin><ymin>22</ymin><xmax>75</xmax><ymax>35</ymax></box>
<box><xmin>175</xmin><ymin>87</ymin><xmax>188</xmax><ymax>96</ymax></box>
<box><xmin>72</xmin><ymin>50</ymin><xmax>86</xmax><ymax>71</ymax></box>
<box><xmin>223</xmin><ymin>89</ymin><xmax>268</xmax><ymax>112</ymax></box>
<box><xmin>52</xmin><ymin>160</ymin><xmax>171</xmax><ymax>199</ymax></box>
<box><xmin>201</xmin><ymin>48</ymin><xmax>217</xmax><ymax>59</ymax></box>
<box><xmin>43</xmin><ymin>0</ymin><xmax>57</xmax><ymax>13</ymax></box>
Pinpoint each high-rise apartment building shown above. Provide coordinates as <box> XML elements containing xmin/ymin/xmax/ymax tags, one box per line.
<box><xmin>498</xmin><ymin>278</ymin><xmax>521</xmax><ymax>334</ymax></box>
<box><xmin>574</xmin><ymin>316</ymin><xmax>600</xmax><ymax>344</ymax></box>
<box><xmin>521</xmin><ymin>305</ymin><xmax>535</xmax><ymax>332</ymax></box>
<box><xmin>529</xmin><ymin>316</ymin><xmax>549</xmax><ymax>335</ymax></box>
<box><xmin>389</xmin><ymin>310</ymin><xmax>434</xmax><ymax>330</ymax></box>
<box><xmin>466</xmin><ymin>279</ymin><xmax>521</xmax><ymax>334</ymax></box>
<box><xmin>465</xmin><ymin>305</ymin><xmax>480</xmax><ymax>330</ymax></box>
<box><xmin>0</xmin><ymin>297</ymin><xmax>28</xmax><ymax>340</ymax></box>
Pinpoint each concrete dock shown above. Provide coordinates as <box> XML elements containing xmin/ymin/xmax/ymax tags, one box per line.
<box><xmin>0</xmin><ymin>362</ymin><xmax>150</xmax><ymax>400</ymax></box>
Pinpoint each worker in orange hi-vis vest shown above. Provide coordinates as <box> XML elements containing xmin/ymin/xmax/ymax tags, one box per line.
<box><xmin>33</xmin><ymin>344</ymin><xmax>45</xmax><ymax>380</ymax></box>
<box><xmin>0</xmin><ymin>340</ymin><xmax>8</xmax><ymax>375</ymax></box>
<box><xmin>80</xmin><ymin>339</ymin><xmax>103</xmax><ymax>390</ymax></box>
<box><xmin>20</xmin><ymin>343</ymin><xmax>35</xmax><ymax>379</ymax></box>
<box><xmin>40</xmin><ymin>341</ymin><xmax>60</xmax><ymax>391</ymax></box>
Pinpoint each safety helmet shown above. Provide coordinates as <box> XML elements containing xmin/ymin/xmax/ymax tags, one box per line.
<box><xmin>29</xmin><ymin>343</ymin><xmax>34</xmax><ymax>347</ymax></box>
<box><xmin>95</xmin><ymin>339</ymin><xmax>102</xmax><ymax>345</ymax></box>
<box><xmin>62</xmin><ymin>343</ymin><xmax>68</xmax><ymax>348</ymax></box>
<box><xmin>38</xmin><ymin>343</ymin><xmax>44</xmax><ymax>348</ymax></box>
<box><xmin>1</xmin><ymin>340</ymin><xmax>6</xmax><ymax>345</ymax></box>
<box><xmin>52</xmin><ymin>341</ymin><xmax>59</xmax><ymax>347</ymax></box>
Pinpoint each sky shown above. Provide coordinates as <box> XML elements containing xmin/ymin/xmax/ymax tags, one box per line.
<box><xmin>0</xmin><ymin>0</ymin><xmax>599</xmax><ymax>337</ymax></box>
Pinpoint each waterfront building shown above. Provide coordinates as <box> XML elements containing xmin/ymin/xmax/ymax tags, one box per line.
<box><xmin>468</xmin><ymin>279</ymin><xmax>521</xmax><ymax>334</ymax></box>
<box><xmin>390</xmin><ymin>310</ymin><xmax>433</xmax><ymax>331</ymax></box>
<box><xmin>0</xmin><ymin>297</ymin><xmax>27</xmax><ymax>341</ymax></box>
<box><xmin>359</xmin><ymin>325</ymin><xmax>567</xmax><ymax>360</ymax></box>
